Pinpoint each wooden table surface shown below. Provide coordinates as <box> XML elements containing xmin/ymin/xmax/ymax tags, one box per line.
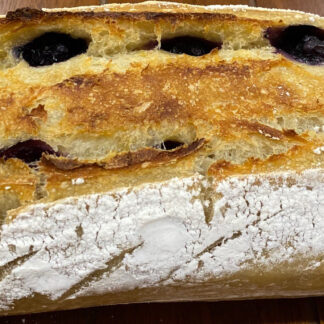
<box><xmin>0</xmin><ymin>0</ymin><xmax>324</xmax><ymax>323</ymax></box>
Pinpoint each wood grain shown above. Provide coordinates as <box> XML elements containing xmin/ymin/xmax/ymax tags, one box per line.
<box><xmin>0</xmin><ymin>0</ymin><xmax>100</xmax><ymax>14</ymax></box>
<box><xmin>316</xmin><ymin>298</ymin><xmax>324</xmax><ymax>324</ymax></box>
<box><xmin>108</xmin><ymin>0</ymin><xmax>255</xmax><ymax>5</ymax></box>
<box><xmin>0</xmin><ymin>1</ymin><xmax>323</xmax><ymax>324</ymax></box>
<box><xmin>256</xmin><ymin>0</ymin><xmax>324</xmax><ymax>16</ymax></box>
<box><xmin>0</xmin><ymin>299</ymin><xmax>320</xmax><ymax>324</ymax></box>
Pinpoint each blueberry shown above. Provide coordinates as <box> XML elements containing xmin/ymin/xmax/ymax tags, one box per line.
<box><xmin>0</xmin><ymin>140</ymin><xmax>55</xmax><ymax>163</ymax></box>
<box><xmin>161</xmin><ymin>36</ymin><xmax>221</xmax><ymax>56</ymax></box>
<box><xmin>14</xmin><ymin>32</ymin><xmax>89</xmax><ymax>67</ymax></box>
<box><xmin>265</xmin><ymin>25</ymin><xmax>324</xmax><ymax>65</ymax></box>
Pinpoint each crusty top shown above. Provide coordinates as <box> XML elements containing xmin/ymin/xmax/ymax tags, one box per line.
<box><xmin>0</xmin><ymin>1</ymin><xmax>323</xmax><ymax>220</ymax></box>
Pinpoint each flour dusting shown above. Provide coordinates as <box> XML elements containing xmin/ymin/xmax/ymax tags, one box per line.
<box><xmin>0</xmin><ymin>170</ymin><xmax>324</xmax><ymax>312</ymax></box>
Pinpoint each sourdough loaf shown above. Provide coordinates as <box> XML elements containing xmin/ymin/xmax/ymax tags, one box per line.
<box><xmin>0</xmin><ymin>1</ymin><xmax>323</xmax><ymax>315</ymax></box>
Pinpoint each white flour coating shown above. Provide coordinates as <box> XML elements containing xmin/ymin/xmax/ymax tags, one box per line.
<box><xmin>314</xmin><ymin>146</ymin><xmax>324</xmax><ymax>154</ymax></box>
<box><xmin>314</xmin><ymin>126</ymin><xmax>324</xmax><ymax>133</ymax></box>
<box><xmin>0</xmin><ymin>170</ymin><xmax>324</xmax><ymax>311</ymax></box>
<box><xmin>1</xmin><ymin>2</ymin><xmax>320</xmax><ymax>21</ymax></box>
<box><xmin>71</xmin><ymin>178</ymin><xmax>85</xmax><ymax>185</ymax></box>
<box><xmin>0</xmin><ymin>176</ymin><xmax>202</xmax><ymax>310</ymax></box>
<box><xmin>42</xmin><ymin>1</ymin><xmax>322</xmax><ymax>18</ymax></box>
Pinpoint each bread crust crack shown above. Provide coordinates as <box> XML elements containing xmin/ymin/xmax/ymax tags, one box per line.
<box><xmin>44</xmin><ymin>138</ymin><xmax>205</xmax><ymax>170</ymax></box>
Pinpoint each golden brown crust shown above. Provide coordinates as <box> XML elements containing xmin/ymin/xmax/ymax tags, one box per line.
<box><xmin>3</xmin><ymin>59</ymin><xmax>322</xmax><ymax>144</ymax></box>
<box><xmin>0</xmin><ymin>159</ymin><xmax>37</xmax><ymax>222</ymax></box>
<box><xmin>38</xmin><ymin>155</ymin><xmax>196</xmax><ymax>203</ymax></box>
<box><xmin>208</xmin><ymin>142</ymin><xmax>324</xmax><ymax>180</ymax></box>
<box><xmin>0</xmin><ymin>159</ymin><xmax>37</xmax><ymax>189</ymax></box>
<box><xmin>3</xmin><ymin>8</ymin><xmax>239</xmax><ymax>25</ymax></box>
<box><xmin>0</xmin><ymin>1</ymin><xmax>323</xmax><ymax>213</ymax></box>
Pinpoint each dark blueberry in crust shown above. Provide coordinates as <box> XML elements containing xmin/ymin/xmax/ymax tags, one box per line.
<box><xmin>265</xmin><ymin>25</ymin><xmax>324</xmax><ymax>65</ymax></box>
<box><xmin>14</xmin><ymin>32</ymin><xmax>89</xmax><ymax>67</ymax></box>
<box><xmin>161</xmin><ymin>36</ymin><xmax>221</xmax><ymax>56</ymax></box>
<box><xmin>157</xmin><ymin>140</ymin><xmax>185</xmax><ymax>150</ymax></box>
<box><xmin>0</xmin><ymin>140</ymin><xmax>55</xmax><ymax>164</ymax></box>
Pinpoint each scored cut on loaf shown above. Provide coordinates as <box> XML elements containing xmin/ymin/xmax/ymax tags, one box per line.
<box><xmin>0</xmin><ymin>1</ymin><xmax>323</xmax><ymax>315</ymax></box>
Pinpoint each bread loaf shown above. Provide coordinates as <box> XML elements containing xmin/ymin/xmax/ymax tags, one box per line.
<box><xmin>0</xmin><ymin>1</ymin><xmax>323</xmax><ymax>315</ymax></box>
